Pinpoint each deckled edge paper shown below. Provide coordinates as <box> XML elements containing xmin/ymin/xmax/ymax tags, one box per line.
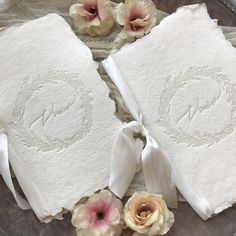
<box><xmin>0</xmin><ymin>13</ymin><xmax>122</xmax><ymax>223</ymax></box>
<box><xmin>101</xmin><ymin>4</ymin><xmax>236</xmax><ymax>220</ymax></box>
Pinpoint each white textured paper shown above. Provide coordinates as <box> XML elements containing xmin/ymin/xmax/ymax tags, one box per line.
<box><xmin>106</xmin><ymin>4</ymin><xmax>236</xmax><ymax>216</ymax></box>
<box><xmin>0</xmin><ymin>14</ymin><xmax>122</xmax><ymax>221</ymax></box>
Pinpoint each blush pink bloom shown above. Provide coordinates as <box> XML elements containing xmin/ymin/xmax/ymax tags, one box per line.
<box><xmin>69</xmin><ymin>0</ymin><xmax>115</xmax><ymax>36</ymax></box>
<box><xmin>113</xmin><ymin>0</ymin><xmax>157</xmax><ymax>38</ymax></box>
<box><xmin>72</xmin><ymin>190</ymin><xmax>124</xmax><ymax>236</ymax></box>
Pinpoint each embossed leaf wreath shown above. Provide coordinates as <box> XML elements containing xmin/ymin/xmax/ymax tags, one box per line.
<box><xmin>69</xmin><ymin>0</ymin><xmax>159</xmax><ymax>49</ymax></box>
<box><xmin>11</xmin><ymin>71</ymin><xmax>93</xmax><ymax>152</ymax></box>
<box><xmin>158</xmin><ymin>67</ymin><xmax>236</xmax><ymax>147</ymax></box>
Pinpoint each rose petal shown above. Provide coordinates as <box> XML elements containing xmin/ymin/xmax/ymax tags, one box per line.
<box><xmin>72</xmin><ymin>205</ymin><xmax>89</xmax><ymax>229</ymax></box>
<box><xmin>111</xmin><ymin>196</ymin><xmax>123</xmax><ymax>212</ymax></box>
<box><xmin>82</xmin><ymin>0</ymin><xmax>97</xmax><ymax>7</ymax></box>
<box><xmin>107</xmin><ymin>208</ymin><xmax>121</xmax><ymax>225</ymax></box>
<box><xmin>97</xmin><ymin>0</ymin><xmax>112</xmax><ymax>20</ymax></box>
<box><xmin>88</xmin><ymin>190</ymin><xmax>112</xmax><ymax>205</ymax></box>
<box><xmin>112</xmin><ymin>2</ymin><xmax>125</xmax><ymax>25</ymax></box>
<box><xmin>69</xmin><ymin>3</ymin><xmax>82</xmax><ymax>17</ymax></box>
<box><xmin>124</xmin><ymin>214</ymin><xmax>150</xmax><ymax>234</ymax></box>
<box><xmin>69</xmin><ymin>4</ymin><xmax>88</xmax><ymax>32</ymax></box>
<box><xmin>86</xmin><ymin>16</ymin><xmax>101</xmax><ymax>27</ymax></box>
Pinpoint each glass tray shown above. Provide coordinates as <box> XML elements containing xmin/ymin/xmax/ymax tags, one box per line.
<box><xmin>0</xmin><ymin>1</ymin><xmax>235</xmax><ymax>236</ymax></box>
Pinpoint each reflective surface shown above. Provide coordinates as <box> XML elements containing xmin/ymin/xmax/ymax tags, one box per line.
<box><xmin>0</xmin><ymin>0</ymin><xmax>236</xmax><ymax>235</ymax></box>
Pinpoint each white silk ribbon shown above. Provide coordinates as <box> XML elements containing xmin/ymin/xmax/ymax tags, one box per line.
<box><xmin>7</xmin><ymin>144</ymin><xmax>53</xmax><ymax>219</ymax></box>
<box><xmin>0</xmin><ymin>134</ymin><xmax>30</xmax><ymax>209</ymax></box>
<box><xmin>110</xmin><ymin>121</ymin><xmax>178</xmax><ymax>208</ymax></box>
<box><xmin>141</xmin><ymin>131</ymin><xmax>178</xmax><ymax>208</ymax></box>
<box><xmin>102</xmin><ymin>55</ymin><xmax>214</xmax><ymax>219</ymax></box>
<box><xmin>0</xmin><ymin>133</ymin><xmax>57</xmax><ymax>222</ymax></box>
<box><xmin>109</xmin><ymin>121</ymin><xmax>143</xmax><ymax>198</ymax></box>
<box><xmin>103</xmin><ymin>56</ymin><xmax>178</xmax><ymax>208</ymax></box>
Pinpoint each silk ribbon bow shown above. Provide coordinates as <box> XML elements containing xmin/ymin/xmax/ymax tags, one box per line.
<box><xmin>103</xmin><ymin>55</ymin><xmax>214</xmax><ymax>219</ymax></box>
<box><xmin>102</xmin><ymin>56</ymin><xmax>178</xmax><ymax>208</ymax></box>
<box><xmin>109</xmin><ymin>120</ymin><xmax>178</xmax><ymax>208</ymax></box>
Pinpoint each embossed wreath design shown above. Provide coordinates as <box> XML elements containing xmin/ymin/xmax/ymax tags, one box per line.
<box><xmin>10</xmin><ymin>71</ymin><xmax>93</xmax><ymax>152</ymax></box>
<box><xmin>158</xmin><ymin>67</ymin><xmax>236</xmax><ymax>147</ymax></box>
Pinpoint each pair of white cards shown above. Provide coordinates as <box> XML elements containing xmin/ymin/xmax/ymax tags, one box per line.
<box><xmin>0</xmin><ymin>4</ymin><xmax>236</xmax><ymax>222</ymax></box>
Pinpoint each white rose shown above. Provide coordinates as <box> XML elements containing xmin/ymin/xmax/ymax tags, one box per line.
<box><xmin>124</xmin><ymin>192</ymin><xmax>174</xmax><ymax>236</ymax></box>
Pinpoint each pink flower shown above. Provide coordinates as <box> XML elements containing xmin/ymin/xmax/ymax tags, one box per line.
<box><xmin>69</xmin><ymin>0</ymin><xmax>115</xmax><ymax>36</ymax></box>
<box><xmin>72</xmin><ymin>190</ymin><xmax>124</xmax><ymax>236</ymax></box>
<box><xmin>114</xmin><ymin>0</ymin><xmax>157</xmax><ymax>38</ymax></box>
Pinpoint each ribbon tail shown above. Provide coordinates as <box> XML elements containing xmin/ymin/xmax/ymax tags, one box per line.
<box><xmin>109</xmin><ymin>121</ymin><xmax>144</xmax><ymax>198</ymax></box>
<box><xmin>0</xmin><ymin>134</ymin><xmax>30</xmax><ymax>209</ymax></box>
<box><xmin>142</xmin><ymin>135</ymin><xmax>178</xmax><ymax>208</ymax></box>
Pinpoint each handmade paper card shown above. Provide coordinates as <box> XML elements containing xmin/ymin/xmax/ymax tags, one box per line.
<box><xmin>0</xmin><ymin>13</ymin><xmax>122</xmax><ymax>222</ymax></box>
<box><xmin>103</xmin><ymin>4</ymin><xmax>236</xmax><ymax>219</ymax></box>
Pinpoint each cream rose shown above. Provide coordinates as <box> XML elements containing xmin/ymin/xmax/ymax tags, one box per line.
<box><xmin>124</xmin><ymin>192</ymin><xmax>174</xmax><ymax>236</ymax></box>
<box><xmin>114</xmin><ymin>0</ymin><xmax>157</xmax><ymax>38</ymax></box>
<box><xmin>112</xmin><ymin>0</ymin><xmax>158</xmax><ymax>50</ymax></box>
<box><xmin>69</xmin><ymin>0</ymin><xmax>115</xmax><ymax>37</ymax></box>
